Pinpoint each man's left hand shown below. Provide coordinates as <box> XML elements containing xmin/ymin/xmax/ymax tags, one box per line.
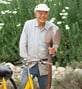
<box><xmin>48</xmin><ymin>47</ymin><xmax>55</xmax><ymax>55</ymax></box>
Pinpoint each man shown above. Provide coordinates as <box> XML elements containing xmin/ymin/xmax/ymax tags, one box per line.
<box><xmin>19</xmin><ymin>3</ymin><xmax>60</xmax><ymax>89</ymax></box>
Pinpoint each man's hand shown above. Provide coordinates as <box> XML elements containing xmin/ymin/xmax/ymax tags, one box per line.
<box><xmin>48</xmin><ymin>47</ymin><xmax>55</xmax><ymax>55</ymax></box>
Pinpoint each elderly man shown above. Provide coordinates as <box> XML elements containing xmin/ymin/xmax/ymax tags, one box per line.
<box><xmin>19</xmin><ymin>3</ymin><xmax>60</xmax><ymax>89</ymax></box>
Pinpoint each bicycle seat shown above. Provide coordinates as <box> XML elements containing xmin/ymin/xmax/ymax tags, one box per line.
<box><xmin>0</xmin><ymin>65</ymin><xmax>13</xmax><ymax>79</ymax></box>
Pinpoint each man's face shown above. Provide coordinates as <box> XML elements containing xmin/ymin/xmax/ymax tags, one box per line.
<box><xmin>35</xmin><ymin>11</ymin><xmax>49</xmax><ymax>24</ymax></box>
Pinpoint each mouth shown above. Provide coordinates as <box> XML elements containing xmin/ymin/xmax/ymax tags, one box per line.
<box><xmin>40</xmin><ymin>17</ymin><xmax>46</xmax><ymax>21</ymax></box>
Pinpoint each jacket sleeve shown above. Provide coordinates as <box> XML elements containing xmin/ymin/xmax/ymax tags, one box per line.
<box><xmin>19</xmin><ymin>22</ymin><xmax>28</xmax><ymax>58</ymax></box>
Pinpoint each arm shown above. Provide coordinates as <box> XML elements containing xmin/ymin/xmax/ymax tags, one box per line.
<box><xmin>19</xmin><ymin>22</ymin><xmax>28</xmax><ymax>58</ymax></box>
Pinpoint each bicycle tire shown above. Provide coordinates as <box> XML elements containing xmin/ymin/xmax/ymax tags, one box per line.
<box><xmin>6</xmin><ymin>78</ymin><xmax>17</xmax><ymax>89</ymax></box>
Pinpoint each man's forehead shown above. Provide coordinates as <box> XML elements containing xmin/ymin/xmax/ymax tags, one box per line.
<box><xmin>37</xmin><ymin>10</ymin><xmax>49</xmax><ymax>13</ymax></box>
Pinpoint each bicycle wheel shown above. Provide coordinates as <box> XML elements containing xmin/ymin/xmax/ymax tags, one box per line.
<box><xmin>6</xmin><ymin>78</ymin><xmax>17</xmax><ymax>89</ymax></box>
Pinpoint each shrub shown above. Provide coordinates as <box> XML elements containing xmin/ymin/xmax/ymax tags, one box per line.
<box><xmin>70</xmin><ymin>60</ymin><xmax>82</xmax><ymax>69</ymax></box>
<box><xmin>52</xmin><ymin>72</ymin><xmax>82</xmax><ymax>89</ymax></box>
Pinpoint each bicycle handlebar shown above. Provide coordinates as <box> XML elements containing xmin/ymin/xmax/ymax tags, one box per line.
<box><xmin>14</xmin><ymin>59</ymin><xmax>52</xmax><ymax>66</ymax></box>
<box><xmin>14</xmin><ymin>61</ymin><xmax>22</xmax><ymax>65</ymax></box>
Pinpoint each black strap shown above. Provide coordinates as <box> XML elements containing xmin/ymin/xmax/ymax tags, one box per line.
<box><xmin>40</xmin><ymin>59</ymin><xmax>48</xmax><ymax>65</ymax></box>
<box><xmin>40</xmin><ymin>59</ymin><xmax>48</xmax><ymax>61</ymax></box>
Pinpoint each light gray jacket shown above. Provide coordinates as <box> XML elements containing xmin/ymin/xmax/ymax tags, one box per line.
<box><xmin>19</xmin><ymin>19</ymin><xmax>59</xmax><ymax>75</ymax></box>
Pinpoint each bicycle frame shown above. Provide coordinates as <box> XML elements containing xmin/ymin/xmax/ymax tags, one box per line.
<box><xmin>24</xmin><ymin>61</ymin><xmax>34</xmax><ymax>89</ymax></box>
<box><xmin>25</xmin><ymin>75</ymin><xmax>33</xmax><ymax>89</ymax></box>
<box><xmin>0</xmin><ymin>78</ymin><xmax>7</xmax><ymax>89</ymax></box>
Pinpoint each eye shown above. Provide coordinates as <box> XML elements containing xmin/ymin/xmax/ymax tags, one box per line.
<box><xmin>38</xmin><ymin>11</ymin><xmax>48</xmax><ymax>15</ymax></box>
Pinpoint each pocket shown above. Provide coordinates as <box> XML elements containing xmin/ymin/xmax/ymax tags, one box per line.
<box><xmin>38</xmin><ymin>61</ymin><xmax>49</xmax><ymax>76</ymax></box>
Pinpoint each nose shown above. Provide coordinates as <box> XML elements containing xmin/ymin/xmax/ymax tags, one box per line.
<box><xmin>41</xmin><ymin>13</ymin><xmax>45</xmax><ymax>16</ymax></box>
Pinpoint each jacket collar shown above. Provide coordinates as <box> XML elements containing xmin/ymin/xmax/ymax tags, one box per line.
<box><xmin>34</xmin><ymin>19</ymin><xmax>49</xmax><ymax>30</ymax></box>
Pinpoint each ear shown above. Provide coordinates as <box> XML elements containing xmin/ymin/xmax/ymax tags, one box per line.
<box><xmin>35</xmin><ymin>12</ymin><xmax>37</xmax><ymax>17</ymax></box>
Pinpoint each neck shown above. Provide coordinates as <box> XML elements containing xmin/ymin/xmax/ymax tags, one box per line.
<box><xmin>38</xmin><ymin>22</ymin><xmax>45</xmax><ymax>29</ymax></box>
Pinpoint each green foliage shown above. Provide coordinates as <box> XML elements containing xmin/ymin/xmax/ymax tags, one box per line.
<box><xmin>52</xmin><ymin>72</ymin><xmax>82</xmax><ymax>89</ymax></box>
<box><xmin>70</xmin><ymin>60</ymin><xmax>82</xmax><ymax>69</ymax></box>
<box><xmin>0</xmin><ymin>0</ymin><xmax>82</xmax><ymax>65</ymax></box>
<box><xmin>51</xmin><ymin>0</ymin><xmax>82</xmax><ymax>66</ymax></box>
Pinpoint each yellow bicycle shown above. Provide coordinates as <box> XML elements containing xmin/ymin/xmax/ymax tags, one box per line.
<box><xmin>0</xmin><ymin>65</ymin><xmax>17</xmax><ymax>89</ymax></box>
<box><xmin>24</xmin><ymin>74</ymin><xmax>33</xmax><ymax>89</ymax></box>
<box><xmin>0</xmin><ymin>62</ymin><xmax>34</xmax><ymax>89</ymax></box>
<box><xmin>14</xmin><ymin>59</ymin><xmax>34</xmax><ymax>89</ymax></box>
<box><xmin>14</xmin><ymin>59</ymin><xmax>51</xmax><ymax>89</ymax></box>
<box><xmin>24</xmin><ymin>63</ymin><xmax>33</xmax><ymax>89</ymax></box>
